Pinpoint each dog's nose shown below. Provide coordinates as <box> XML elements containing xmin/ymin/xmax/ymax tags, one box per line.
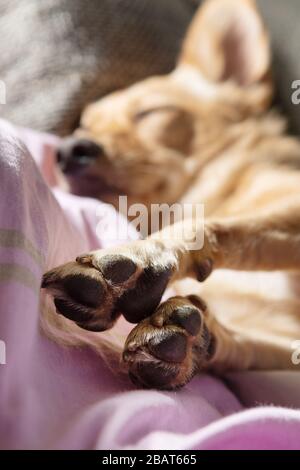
<box><xmin>56</xmin><ymin>138</ymin><xmax>104</xmax><ymax>173</ymax></box>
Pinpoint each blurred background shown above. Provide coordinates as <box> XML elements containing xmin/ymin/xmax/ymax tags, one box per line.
<box><xmin>0</xmin><ymin>0</ymin><xmax>299</xmax><ymax>136</ymax></box>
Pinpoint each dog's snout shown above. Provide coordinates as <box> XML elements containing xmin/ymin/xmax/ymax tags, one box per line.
<box><xmin>56</xmin><ymin>138</ymin><xmax>104</xmax><ymax>173</ymax></box>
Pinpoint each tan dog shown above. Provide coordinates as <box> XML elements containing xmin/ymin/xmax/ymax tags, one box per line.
<box><xmin>42</xmin><ymin>0</ymin><xmax>300</xmax><ymax>389</ymax></box>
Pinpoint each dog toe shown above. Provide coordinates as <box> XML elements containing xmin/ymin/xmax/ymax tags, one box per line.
<box><xmin>98</xmin><ymin>254</ymin><xmax>137</xmax><ymax>284</ymax></box>
<box><xmin>117</xmin><ymin>265</ymin><xmax>173</xmax><ymax>323</ymax></box>
<box><xmin>169</xmin><ymin>306</ymin><xmax>202</xmax><ymax>336</ymax></box>
<box><xmin>41</xmin><ymin>261</ymin><xmax>118</xmax><ymax>331</ymax></box>
<box><xmin>149</xmin><ymin>331</ymin><xmax>187</xmax><ymax>363</ymax></box>
<box><xmin>130</xmin><ymin>363</ymin><xmax>180</xmax><ymax>389</ymax></box>
<box><xmin>62</xmin><ymin>274</ymin><xmax>104</xmax><ymax>308</ymax></box>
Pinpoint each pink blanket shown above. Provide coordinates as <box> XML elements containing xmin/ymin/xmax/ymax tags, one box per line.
<box><xmin>0</xmin><ymin>119</ymin><xmax>300</xmax><ymax>450</ymax></box>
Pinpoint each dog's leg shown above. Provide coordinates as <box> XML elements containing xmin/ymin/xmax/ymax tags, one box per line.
<box><xmin>193</xmin><ymin>202</ymin><xmax>300</xmax><ymax>273</ymax></box>
<box><xmin>145</xmin><ymin>200</ymin><xmax>300</xmax><ymax>284</ymax></box>
<box><xmin>122</xmin><ymin>294</ymin><xmax>294</xmax><ymax>389</ymax></box>
<box><xmin>42</xmin><ymin>200</ymin><xmax>300</xmax><ymax>330</ymax></box>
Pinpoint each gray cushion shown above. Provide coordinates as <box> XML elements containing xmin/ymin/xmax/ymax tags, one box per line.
<box><xmin>0</xmin><ymin>0</ymin><xmax>195</xmax><ymax>135</ymax></box>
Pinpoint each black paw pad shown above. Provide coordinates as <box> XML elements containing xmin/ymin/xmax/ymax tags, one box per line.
<box><xmin>149</xmin><ymin>331</ymin><xmax>187</xmax><ymax>363</ymax></box>
<box><xmin>130</xmin><ymin>362</ymin><xmax>179</xmax><ymax>389</ymax></box>
<box><xmin>99</xmin><ymin>255</ymin><xmax>137</xmax><ymax>284</ymax></box>
<box><xmin>54</xmin><ymin>298</ymin><xmax>93</xmax><ymax>323</ymax></box>
<box><xmin>117</xmin><ymin>266</ymin><xmax>173</xmax><ymax>323</ymax></box>
<box><xmin>170</xmin><ymin>306</ymin><xmax>202</xmax><ymax>336</ymax></box>
<box><xmin>63</xmin><ymin>274</ymin><xmax>104</xmax><ymax>308</ymax></box>
<box><xmin>195</xmin><ymin>258</ymin><xmax>213</xmax><ymax>282</ymax></box>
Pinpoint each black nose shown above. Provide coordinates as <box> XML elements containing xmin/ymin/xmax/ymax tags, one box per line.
<box><xmin>56</xmin><ymin>138</ymin><xmax>103</xmax><ymax>174</ymax></box>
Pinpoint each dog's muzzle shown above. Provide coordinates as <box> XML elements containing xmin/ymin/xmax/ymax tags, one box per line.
<box><xmin>56</xmin><ymin>138</ymin><xmax>104</xmax><ymax>174</ymax></box>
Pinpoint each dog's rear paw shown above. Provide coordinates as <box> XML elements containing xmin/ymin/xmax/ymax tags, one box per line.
<box><xmin>42</xmin><ymin>240</ymin><xmax>177</xmax><ymax>331</ymax></box>
<box><xmin>122</xmin><ymin>295</ymin><xmax>216</xmax><ymax>390</ymax></box>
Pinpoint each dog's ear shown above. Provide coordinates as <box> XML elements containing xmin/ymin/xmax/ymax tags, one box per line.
<box><xmin>179</xmin><ymin>0</ymin><xmax>270</xmax><ymax>87</ymax></box>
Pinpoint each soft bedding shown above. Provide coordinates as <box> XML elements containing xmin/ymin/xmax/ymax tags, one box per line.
<box><xmin>0</xmin><ymin>119</ymin><xmax>300</xmax><ymax>450</ymax></box>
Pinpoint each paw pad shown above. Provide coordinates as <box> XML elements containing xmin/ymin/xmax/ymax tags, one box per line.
<box><xmin>195</xmin><ymin>258</ymin><xmax>213</xmax><ymax>282</ymax></box>
<box><xmin>62</xmin><ymin>274</ymin><xmax>104</xmax><ymax>308</ymax></box>
<box><xmin>117</xmin><ymin>266</ymin><xmax>173</xmax><ymax>323</ymax></box>
<box><xmin>149</xmin><ymin>331</ymin><xmax>187</xmax><ymax>363</ymax></box>
<box><xmin>169</xmin><ymin>306</ymin><xmax>202</xmax><ymax>336</ymax></box>
<box><xmin>130</xmin><ymin>363</ymin><xmax>179</xmax><ymax>389</ymax></box>
<box><xmin>99</xmin><ymin>255</ymin><xmax>137</xmax><ymax>284</ymax></box>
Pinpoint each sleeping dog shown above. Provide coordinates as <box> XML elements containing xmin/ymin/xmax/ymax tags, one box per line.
<box><xmin>42</xmin><ymin>0</ymin><xmax>300</xmax><ymax>389</ymax></box>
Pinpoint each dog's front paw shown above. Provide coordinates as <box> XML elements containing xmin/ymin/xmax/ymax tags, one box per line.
<box><xmin>42</xmin><ymin>240</ymin><xmax>178</xmax><ymax>331</ymax></box>
<box><xmin>122</xmin><ymin>295</ymin><xmax>216</xmax><ymax>390</ymax></box>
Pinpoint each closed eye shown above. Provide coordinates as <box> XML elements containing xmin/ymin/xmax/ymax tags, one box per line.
<box><xmin>132</xmin><ymin>105</ymin><xmax>179</xmax><ymax>122</ymax></box>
